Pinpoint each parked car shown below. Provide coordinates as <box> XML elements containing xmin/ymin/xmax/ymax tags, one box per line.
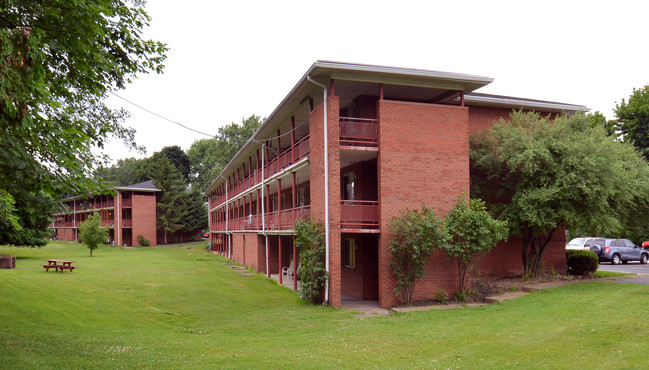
<box><xmin>642</xmin><ymin>240</ymin><xmax>649</xmax><ymax>250</ymax></box>
<box><xmin>202</xmin><ymin>232</ymin><xmax>209</xmax><ymax>239</ymax></box>
<box><xmin>566</xmin><ymin>237</ymin><xmax>601</xmax><ymax>251</ymax></box>
<box><xmin>589</xmin><ymin>238</ymin><xmax>649</xmax><ymax>265</ymax></box>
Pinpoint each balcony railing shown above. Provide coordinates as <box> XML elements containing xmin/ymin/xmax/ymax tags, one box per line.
<box><xmin>339</xmin><ymin>117</ymin><xmax>378</xmax><ymax>147</ymax></box>
<box><xmin>210</xmin><ymin>205</ymin><xmax>311</xmax><ymax>232</ymax></box>
<box><xmin>340</xmin><ymin>200</ymin><xmax>379</xmax><ymax>229</ymax></box>
<box><xmin>211</xmin><ymin>134</ymin><xmax>310</xmax><ymax>208</ymax></box>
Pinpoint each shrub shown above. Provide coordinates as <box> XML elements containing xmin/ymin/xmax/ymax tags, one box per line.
<box><xmin>434</xmin><ymin>289</ymin><xmax>449</xmax><ymax>304</ymax></box>
<box><xmin>295</xmin><ymin>218</ymin><xmax>328</xmax><ymax>304</ymax></box>
<box><xmin>389</xmin><ymin>206</ymin><xmax>446</xmax><ymax>305</ymax></box>
<box><xmin>566</xmin><ymin>250</ymin><xmax>598</xmax><ymax>276</ymax></box>
<box><xmin>137</xmin><ymin>233</ymin><xmax>150</xmax><ymax>247</ymax></box>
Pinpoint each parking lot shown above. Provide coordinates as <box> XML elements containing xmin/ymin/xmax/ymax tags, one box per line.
<box><xmin>598</xmin><ymin>262</ymin><xmax>649</xmax><ymax>285</ymax></box>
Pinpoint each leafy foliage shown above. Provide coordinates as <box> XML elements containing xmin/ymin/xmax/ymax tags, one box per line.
<box><xmin>78</xmin><ymin>212</ymin><xmax>108</xmax><ymax>256</ymax></box>
<box><xmin>295</xmin><ymin>218</ymin><xmax>328</xmax><ymax>304</ymax></box>
<box><xmin>566</xmin><ymin>250</ymin><xmax>598</xmax><ymax>276</ymax></box>
<box><xmin>151</xmin><ymin>157</ymin><xmax>187</xmax><ymax>244</ymax></box>
<box><xmin>470</xmin><ymin>111</ymin><xmax>649</xmax><ymax>277</ymax></box>
<box><xmin>150</xmin><ymin>146</ymin><xmax>191</xmax><ymax>182</ymax></box>
<box><xmin>0</xmin><ymin>1</ymin><xmax>166</xmax><ymax>245</ymax></box>
<box><xmin>94</xmin><ymin>157</ymin><xmax>151</xmax><ymax>187</ymax></box>
<box><xmin>136</xmin><ymin>233</ymin><xmax>150</xmax><ymax>247</ymax></box>
<box><xmin>442</xmin><ymin>196</ymin><xmax>508</xmax><ymax>294</ymax></box>
<box><xmin>614</xmin><ymin>85</ymin><xmax>649</xmax><ymax>159</ymax></box>
<box><xmin>388</xmin><ymin>206</ymin><xmax>446</xmax><ymax>305</ymax></box>
<box><xmin>188</xmin><ymin>115</ymin><xmax>262</xmax><ymax>193</ymax></box>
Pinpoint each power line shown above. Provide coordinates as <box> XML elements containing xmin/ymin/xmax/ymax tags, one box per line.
<box><xmin>109</xmin><ymin>91</ymin><xmax>215</xmax><ymax>138</ymax></box>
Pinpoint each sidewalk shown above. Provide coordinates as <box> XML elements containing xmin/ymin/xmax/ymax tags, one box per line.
<box><xmin>342</xmin><ymin>279</ymin><xmax>583</xmax><ymax>318</ymax></box>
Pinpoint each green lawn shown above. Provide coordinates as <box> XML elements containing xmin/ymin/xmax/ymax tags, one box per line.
<box><xmin>2</xmin><ymin>241</ymin><xmax>648</xmax><ymax>368</ymax></box>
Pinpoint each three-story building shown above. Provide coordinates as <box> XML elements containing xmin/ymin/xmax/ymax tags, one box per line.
<box><xmin>205</xmin><ymin>61</ymin><xmax>586</xmax><ymax>307</ymax></box>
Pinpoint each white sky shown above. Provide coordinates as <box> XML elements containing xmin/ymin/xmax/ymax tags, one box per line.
<box><xmin>104</xmin><ymin>0</ymin><xmax>649</xmax><ymax>161</ymax></box>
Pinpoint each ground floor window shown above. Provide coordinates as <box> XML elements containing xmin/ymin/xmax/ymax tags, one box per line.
<box><xmin>343</xmin><ymin>238</ymin><xmax>356</xmax><ymax>269</ymax></box>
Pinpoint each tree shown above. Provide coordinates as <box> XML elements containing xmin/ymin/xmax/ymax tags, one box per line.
<box><xmin>0</xmin><ymin>1</ymin><xmax>167</xmax><ymax>245</ymax></box>
<box><xmin>78</xmin><ymin>212</ymin><xmax>108</xmax><ymax>256</ymax></box>
<box><xmin>94</xmin><ymin>157</ymin><xmax>151</xmax><ymax>187</ymax></box>
<box><xmin>151</xmin><ymin>156</ymin><xmax>187</xmax><ymax>244</ymax></box>
<box><xmin>587</xmin><ymin>111</ymin><xmax>616</xmax><ymax>137</ymax></box>
<box><xmin>389</xmin><ymin>206</ymin><xmax>446</xmax><ymax>304</ymax></box>
<box><xmin>295</xmin><ymin>218</ymin><xmax>328</xmax><ymax>304</ymax></box>
<box><xmin>151</xmin><ymin>146</ymin><xmax>191</xmax><ymax>182</ymax></box>
<box><xmin>614</xmin><ymin>85</ymin><xmax>649</xmax><ymax>159</ymax></box>
<box><xmin>442</xmin><ymin>196</ymin><xmax>508</xmax><ymax>295</ymax></box>
<box><xmin>188</xmin><ymin>115</ymin><xmax>262</xmax><ymax>193</ymax></box>
<box><xmin>180</xmin><ymin>190</ymin><xmax>208</xmax><ymax>234</ymax></box>
<box><xmin>470</xmin><ymin>111</ymin><xmax>649</xmax><ymax>277</ymax></box>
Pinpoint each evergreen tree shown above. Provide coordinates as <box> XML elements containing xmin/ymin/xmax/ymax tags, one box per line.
<box><xmin>151</xmin><ymin>157</ymin><xmax>187</xmax><ymax>244</ymax></box>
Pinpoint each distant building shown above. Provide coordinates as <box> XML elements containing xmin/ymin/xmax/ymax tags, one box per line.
<box><xmin>53</xmin><ymin>180</ymin><xmax>159</xmax><ymax>246</ymax></box>
<box><xmin>204</xmin><ymin>61</ymin><xmax>587</xmax><ymax>308</ymax></box>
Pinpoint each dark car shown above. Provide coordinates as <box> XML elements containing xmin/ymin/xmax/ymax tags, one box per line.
<box><xmin>590</xmin><ymin>238</ymin><xmax>649</xmax><ymax>265</ymax></box>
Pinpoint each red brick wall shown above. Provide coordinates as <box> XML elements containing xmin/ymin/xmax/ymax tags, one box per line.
<box><xmin>377</xmin><ymin>100</ymin><xmax>470</xmax><ymax>307</ymax></box>
<box><xmin>232</xmin><ymin>232</ymin><xmax>263</xmax><ymax>270</ymax></box>
<box><xmin>131</xmin><ymin>193</ymin><xmax>157</xmax><ymax>246</ymax></box>
<box><xmin>309</xmin><ymin>96</ymin><xmax>343</xmax><ymax>306</ymax></box>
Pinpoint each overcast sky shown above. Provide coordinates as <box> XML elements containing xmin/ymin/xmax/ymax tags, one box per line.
<box><xmin>104</xmin><ymin>0</ymin><xmax>649</xmax><ymax>161</ymax></box>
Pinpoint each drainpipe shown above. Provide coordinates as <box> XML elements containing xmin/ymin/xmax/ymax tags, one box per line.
<box><xmin>218</xmin><ymin>174</ymin><xmax>230</xmax><ymax>259</ymax></box>
<box><xmin>261</xmin><ymin>143</ymin><xmax>269</xmax><ymax>277</ymax></box>
<box><xmin>306</xmin><ymin>76</ymin><xmax>329</xmax><ymax>306</ymax></box>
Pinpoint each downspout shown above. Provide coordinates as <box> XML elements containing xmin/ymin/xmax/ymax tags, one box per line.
<box><xmin>252</xmin><ymin>139</ymin><xmax>269</xmax><ymax>277</ymax></box>
<box><xmin>261</xmin><ymin>144</ymin><xmax>269</xmax><ymax>277</ymax></box>
<box><xmin>218</xmin><ymin>174</ymin><xmax>230</xmax><ymax>259</ymax></box>
<box><xmin>306</xmin><ymin>76</ymin><xmax>329</xmax><ymax>306</ymax></box>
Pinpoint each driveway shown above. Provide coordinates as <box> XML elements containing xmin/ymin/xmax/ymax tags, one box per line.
<box><xmin>598</xmin><ymin>262</ymin><xmax>649</xmax><ymax>285</ymax></box>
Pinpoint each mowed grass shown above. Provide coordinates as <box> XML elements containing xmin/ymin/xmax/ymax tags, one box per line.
<box><xmin>2</xmin><ymin>241</ymin><xmax>649</xmax><ymax>368</ymax></box>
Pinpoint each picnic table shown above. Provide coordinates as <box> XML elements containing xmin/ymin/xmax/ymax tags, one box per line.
<box><xmin>42</xmin><ymin>259</ymin><xmax>76</xmax><ymax>273</ymax></box>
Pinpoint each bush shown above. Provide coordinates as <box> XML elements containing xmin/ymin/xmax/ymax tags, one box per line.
<box><xmin>137</xmin><ymin>233</ymin><xmax>150</xmax><ymax>247</ymax></box>
<box><xmin>566</xmin><ymin>250</ymin><xmax>598</xmax><ymax>276</ymax></box>
<box><xmin>295</xmin><ymin>218</ymin><xmax>328</xmax><ymax>305</ymax></box>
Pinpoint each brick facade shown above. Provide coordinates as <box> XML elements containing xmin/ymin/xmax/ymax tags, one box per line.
<box><xmin>53</xmin><ymin>181</ymin><xmax>159</xmax><ymax>247</ymax></box>
<box><xmin>205</xmin><ymin>62</ymin><xmax>583</xmax><ymax>309</ymax></box>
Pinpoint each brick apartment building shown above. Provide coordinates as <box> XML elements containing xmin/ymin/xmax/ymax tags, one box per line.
<box><xmin>204</xmin><ymin>61</ymin><xmax>587</xmax><ymax>308</ymax></box>
<box><xmin>53</xmin><ymin>180</ymin><xmax>159</xmax><ymax>247</ymax></box>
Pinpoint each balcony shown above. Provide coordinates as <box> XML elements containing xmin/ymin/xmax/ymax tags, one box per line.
<box><xmin>339</xmin><ymin>117</ymin><xmax>378</xmax><ymax>147</ymax></box>
<box><xmin>340</xmin><ymin>200</ymin><xmax>379</xmax><ymax>230</ymax></box>
<box><xmin>210</xmin><ymin>206</ymin><xmax>311</xmax><ymax>232</ymax></box>
<box><xmin>211</xmin><ymin>135</ymin><xmax>310</xmax><ymax>207</ymax></box>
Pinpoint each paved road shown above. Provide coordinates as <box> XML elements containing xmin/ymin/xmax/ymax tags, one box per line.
<box><xmin>598</xmin><ymin>262</ymin><xmax>649</xmax><ymax>285</ymax></box>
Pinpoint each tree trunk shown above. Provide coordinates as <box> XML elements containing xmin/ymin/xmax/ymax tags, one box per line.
<box><xmin>521</xmin><ymin>227</ymin><xmax>557</xmax><ymax>277</ymax></box>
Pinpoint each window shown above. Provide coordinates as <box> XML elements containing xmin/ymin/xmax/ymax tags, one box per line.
<box><xmin>343</xmin><ymin>172</ymin><xmax>355</xmax><ymax>201</ymax></box>
<box><xmin>343</xmin><ymin>238</ymin><xmax>356</xmax><ymax>269</ymax></box>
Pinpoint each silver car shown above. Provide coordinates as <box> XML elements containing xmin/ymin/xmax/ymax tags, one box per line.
<box><xmin>566</xmin><ymin>237</ymin><xmax>602</xmax><ymax>251</ymax></box>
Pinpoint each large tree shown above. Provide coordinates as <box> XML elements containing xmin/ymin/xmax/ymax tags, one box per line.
<box><xmin>0</xmin><ymin>1</ymin><xmax>167</xmax><ymax>245</ymax></box>
<box><xmin>614</xmin><ymin>85</ymin><xmax>649</xmax><ymax>159</ymax></box>
<box><xmin>151</xmin><ymin>146</ymin><xmax>191</xmax><ymax>182</ymax></box>
<box><xmin>151</xmin><ymin>156</ymin><xmax>186</xmax><ymax>244</ymax></box>
<box><xmin>470</xmin><ymin>111</ymin><xmax>649</xmax><ymax>277</ymax></box>
<box><xmin>94</xmin><ymin>157</ymin><xmax>150</xmax><ymax>187</ymax></box>
<box><xmin>188</xmin><ymin>115</ymin><xmax>262</xmax><ymax>193</ymax></box>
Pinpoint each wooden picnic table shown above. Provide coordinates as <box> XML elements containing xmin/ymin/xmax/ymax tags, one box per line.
<box><xmin>42</xmin><ymin>259</ymin><xmax>76</xmax><ymax>273</ymax></box>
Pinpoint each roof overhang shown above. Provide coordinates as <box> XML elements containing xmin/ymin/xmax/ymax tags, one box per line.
<box><xmin>205</xmin><ymin>61</ymin><xmax>494</xmax><ymax>194</ymax></box>
<box><xmin>464</xmin><ymin>93</ymin><xmax>589</xmax><ymax>114</ymax></box>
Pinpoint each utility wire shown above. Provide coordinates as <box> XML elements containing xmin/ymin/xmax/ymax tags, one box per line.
<box><xmin>109</xmin><ymin>91</ymin><xmax>317</xmax><ymax>143</ymax></box>
<box><xmin>109</xmin><ymin>91</ymin><xmax>215</xmax><ymax>138</ymax></box>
